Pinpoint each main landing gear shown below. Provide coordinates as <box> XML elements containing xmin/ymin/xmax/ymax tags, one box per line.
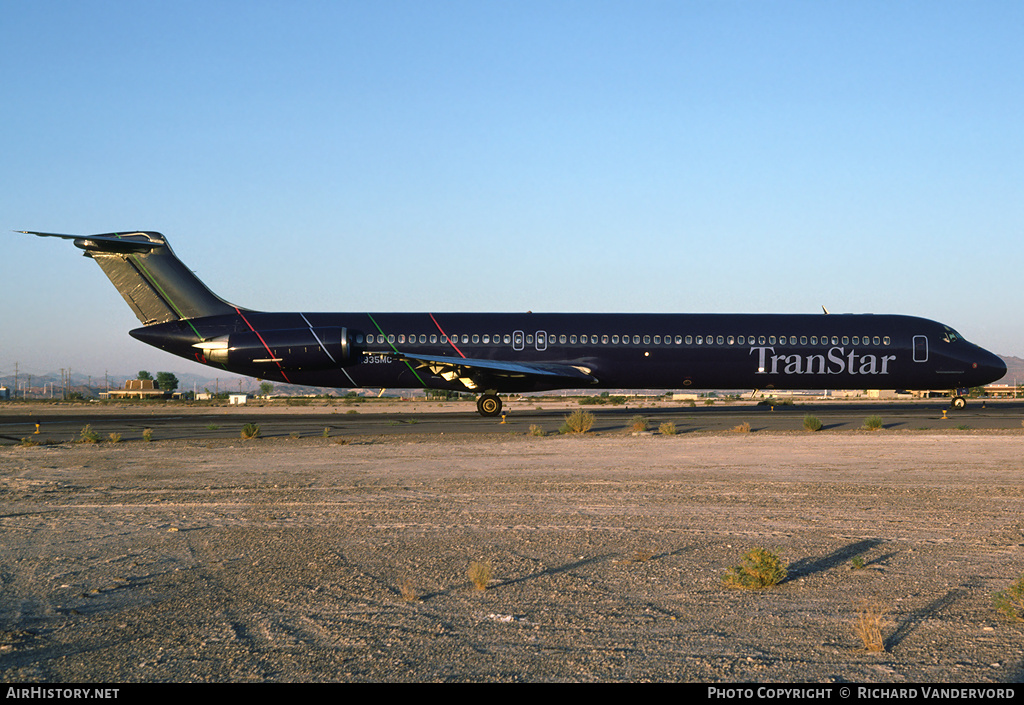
<box><xmin>476</xmin><ymin>393</ymin><xmax>502</xmax><ymax>417</ymax></box>
<box><xmin>949</xmin><ymin>387</ymin><xmax>969</xmax><ymax>410</ymax></box>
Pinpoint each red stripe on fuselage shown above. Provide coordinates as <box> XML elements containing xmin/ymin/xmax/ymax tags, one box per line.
<box><xmin>429</xmin><ymin>313</ymin><xmax>467</xmax><ymax>359</ymax></box>
<box><xmin>234</xmin><ymin>307</ymin><xmax>292</xmax><ymax>384</ymax></box>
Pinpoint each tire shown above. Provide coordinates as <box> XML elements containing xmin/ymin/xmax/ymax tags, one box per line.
<box><xmin>951</xmin><ymin>396</ymin><xmax>966</xmax><ymax>409</ymax></box>
<box><xmin>477</xmin><ymin>394</ymin><xmax>502</xmax><ymax>417</ymax></box>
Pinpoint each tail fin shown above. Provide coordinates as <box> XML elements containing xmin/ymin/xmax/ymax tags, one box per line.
<box><xmin>18</xmin><ymin>231</ymin><xmax>238</xmax><ymax>325</ymax></box>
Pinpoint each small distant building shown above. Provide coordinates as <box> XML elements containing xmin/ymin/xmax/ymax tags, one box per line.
<box><xmin>228</xmin><ymin>393</ymin><xmax>248</xmax><ymax>405</ymax></box>
<box><xmin>0</xmin><ymin>386</ymin><xmax>9</xmax><ymax>400</ymax></box>
<box><xmin>825</xmin><ymin>389</ymin><xmax>907</xmax><ymax>399</ymax></box>
<box><xmin>101</xmin><ymin>379</ymin><xmax>170</xmax><ymax>400</ymax></box>
<box><xmin>983</xmin><ymin>385</ymin><xmax>1019</xmax><ymax>398</ymax></box>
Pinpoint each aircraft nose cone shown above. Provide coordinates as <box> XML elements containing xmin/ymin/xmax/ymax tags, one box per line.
<box><xmin>975</xmin><ymin>348</ymin><xmax>1006</xmax><ymax>385</ymax></box>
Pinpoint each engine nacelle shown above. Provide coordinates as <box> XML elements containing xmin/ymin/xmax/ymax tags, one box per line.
<box><xmin>195</xmin><ymin>327</ymin><xmax>353</xmax><ymax>370</ymax></box>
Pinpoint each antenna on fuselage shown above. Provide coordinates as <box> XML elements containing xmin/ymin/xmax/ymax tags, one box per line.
<box><xmin>822</xmin><ymin>306</ymin><xmax>830</xmax><ymax>315</ymax></box>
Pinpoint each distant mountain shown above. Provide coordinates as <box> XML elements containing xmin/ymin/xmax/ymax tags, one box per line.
<box><xmin>996</xmin><ymin>356</ymin><xmax>1024</xmax><ymax>385</ymax></box>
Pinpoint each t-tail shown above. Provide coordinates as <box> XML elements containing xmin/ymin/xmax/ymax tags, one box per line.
<box><xmin>18</xmin><ymin>231</ymin><xmax>238</xmax><ymax>325</ymax></box>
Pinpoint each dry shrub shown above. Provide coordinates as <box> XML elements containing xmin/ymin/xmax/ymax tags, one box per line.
<box><xmin>397</xmin><ymin>578</ymin><xmax>419</xmax><ymax>603</ymax></box>
<box><xmin>993</xmin><ymin>573</ymin><xmax>1024</xmax><ymax>622</ymax></box>
<box><xmin>561</xmin><ymin>410</ymin><xmax>595</xmax><ymax>434</ymax></box>
<box><xmin>658</xmin><ymin>421</ymin><xmax>677</xmax><ymax>436</ymax></box>
<box><xmin>853</xmin><ymin>600</ymin><xmax>887</xmax><ymax>652</ymax></box>
<box><xmin>731</xmin><ymin>422</ymin><xmax>751</xmax><ymax>433</ymax></box>
<box><xmin>722</xmin><ymin>547</ymin><xmax>787</xmax><ymax>589</ymax></box>
<box><xmin>78</xmin><ymin>425</ymin><xmax>101</xmax><ymax>444</ymax></box>
<box><xmin>621</xmin><ymin>550</ymin><xmax>654</xmax><ymax>564</ymax></box>
<box><xmin>468</xmin><ymin>560</ymin><xmax>493</xmax><ymax>591</ymax></box>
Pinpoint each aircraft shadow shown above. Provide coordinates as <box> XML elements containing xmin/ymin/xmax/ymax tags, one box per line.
<box><xmin>786</xmin><ymin>539</ymin><xmax>885</xmax><ymax>581</ymax></box>
<box><xmin>884</xmin><ymin>588</ymin><xmax>966</xmax><ymax>652</ymax></box>
<box><xmin>413</xmin><ymin>546</ymin><xmax>693</xmax><ymax>600</ymax></box>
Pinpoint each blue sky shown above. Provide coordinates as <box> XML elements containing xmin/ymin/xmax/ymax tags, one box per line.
<box><xmin>3</xmin><ymin>1</ymin><xmax>1022</xmax><ymax>380</ymax></box>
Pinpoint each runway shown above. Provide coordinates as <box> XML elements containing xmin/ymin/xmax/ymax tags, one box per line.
<box><xmin>1</xmin><ymin>399</ymin><xmax>1022</xmax><ymax>444</ymax></box>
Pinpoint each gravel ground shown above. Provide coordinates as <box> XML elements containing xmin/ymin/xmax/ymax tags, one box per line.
<box><xmin>1</xmin><ymin>431</ymin><xmax>1022</xmax><ymax>682</ymax></box>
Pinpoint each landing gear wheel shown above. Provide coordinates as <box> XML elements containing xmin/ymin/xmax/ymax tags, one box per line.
<box><xmin>951</xmin><ymin>396</ymin><xmax>967</xmax><ymax>410</ymax></box>
<box><xmin>477</xmin><ymin>394</ymin><xmax>502</xmax><ymax>417</ymax></box>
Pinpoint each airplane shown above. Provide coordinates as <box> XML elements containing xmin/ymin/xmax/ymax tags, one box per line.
<box><xmin>19</xmin><ymin>230</ymin><xmax>1007</xmax><ymax>416</ymax></box>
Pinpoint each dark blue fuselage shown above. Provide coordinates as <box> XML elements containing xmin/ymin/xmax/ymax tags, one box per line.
<box><xmin>131</xmin><ymin>311</ymin><xmax>1006</xmax><ymax>393</ymax></box>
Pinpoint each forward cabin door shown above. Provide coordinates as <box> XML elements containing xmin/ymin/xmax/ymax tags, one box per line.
<box><xmin>913</xmin><ymin>335</ymin><xmax>928</xmax><ymax>363</ymax></box>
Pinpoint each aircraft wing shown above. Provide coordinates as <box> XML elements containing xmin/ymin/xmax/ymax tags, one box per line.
<box><xmin>381</xmin><ymin>351</ymin><xmax>598</xmax><ymax>390</ymax></box>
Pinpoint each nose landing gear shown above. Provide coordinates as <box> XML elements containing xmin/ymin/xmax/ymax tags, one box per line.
<box><xmin>949</xmin><ymin>387</ymin><xmax>969</xmax><ymax>409</ymax></box>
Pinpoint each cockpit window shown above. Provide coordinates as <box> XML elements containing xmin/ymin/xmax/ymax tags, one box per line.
<box><xmin>942</xmin><ymin>326</ymin><xmax>961</xmax><ymax>343</ymax></box>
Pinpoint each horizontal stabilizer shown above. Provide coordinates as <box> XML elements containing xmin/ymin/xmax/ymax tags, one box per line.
<box><xmin>17</xmin><ymin>230</ymin><xmax>238</xmax><ymax>325</ymax></box>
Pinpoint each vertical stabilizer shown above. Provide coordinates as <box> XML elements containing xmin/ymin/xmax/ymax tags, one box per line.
<box><xmin>18</xmin><ymin>231</ymin><xmax>238</xmax><ymax>325</ymax></box>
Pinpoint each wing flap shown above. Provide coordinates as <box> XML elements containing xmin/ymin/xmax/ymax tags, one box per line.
<box><xmin>383</xmin><ymin>351</ymin><xmax>598</xmax><ymax>390</ymax></box>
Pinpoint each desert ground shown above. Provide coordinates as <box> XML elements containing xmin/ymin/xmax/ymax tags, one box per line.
<box><xmin>1</xmin><ymin>423</ymin><xmax>1022</xmax><ymax>682</ymax></box>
